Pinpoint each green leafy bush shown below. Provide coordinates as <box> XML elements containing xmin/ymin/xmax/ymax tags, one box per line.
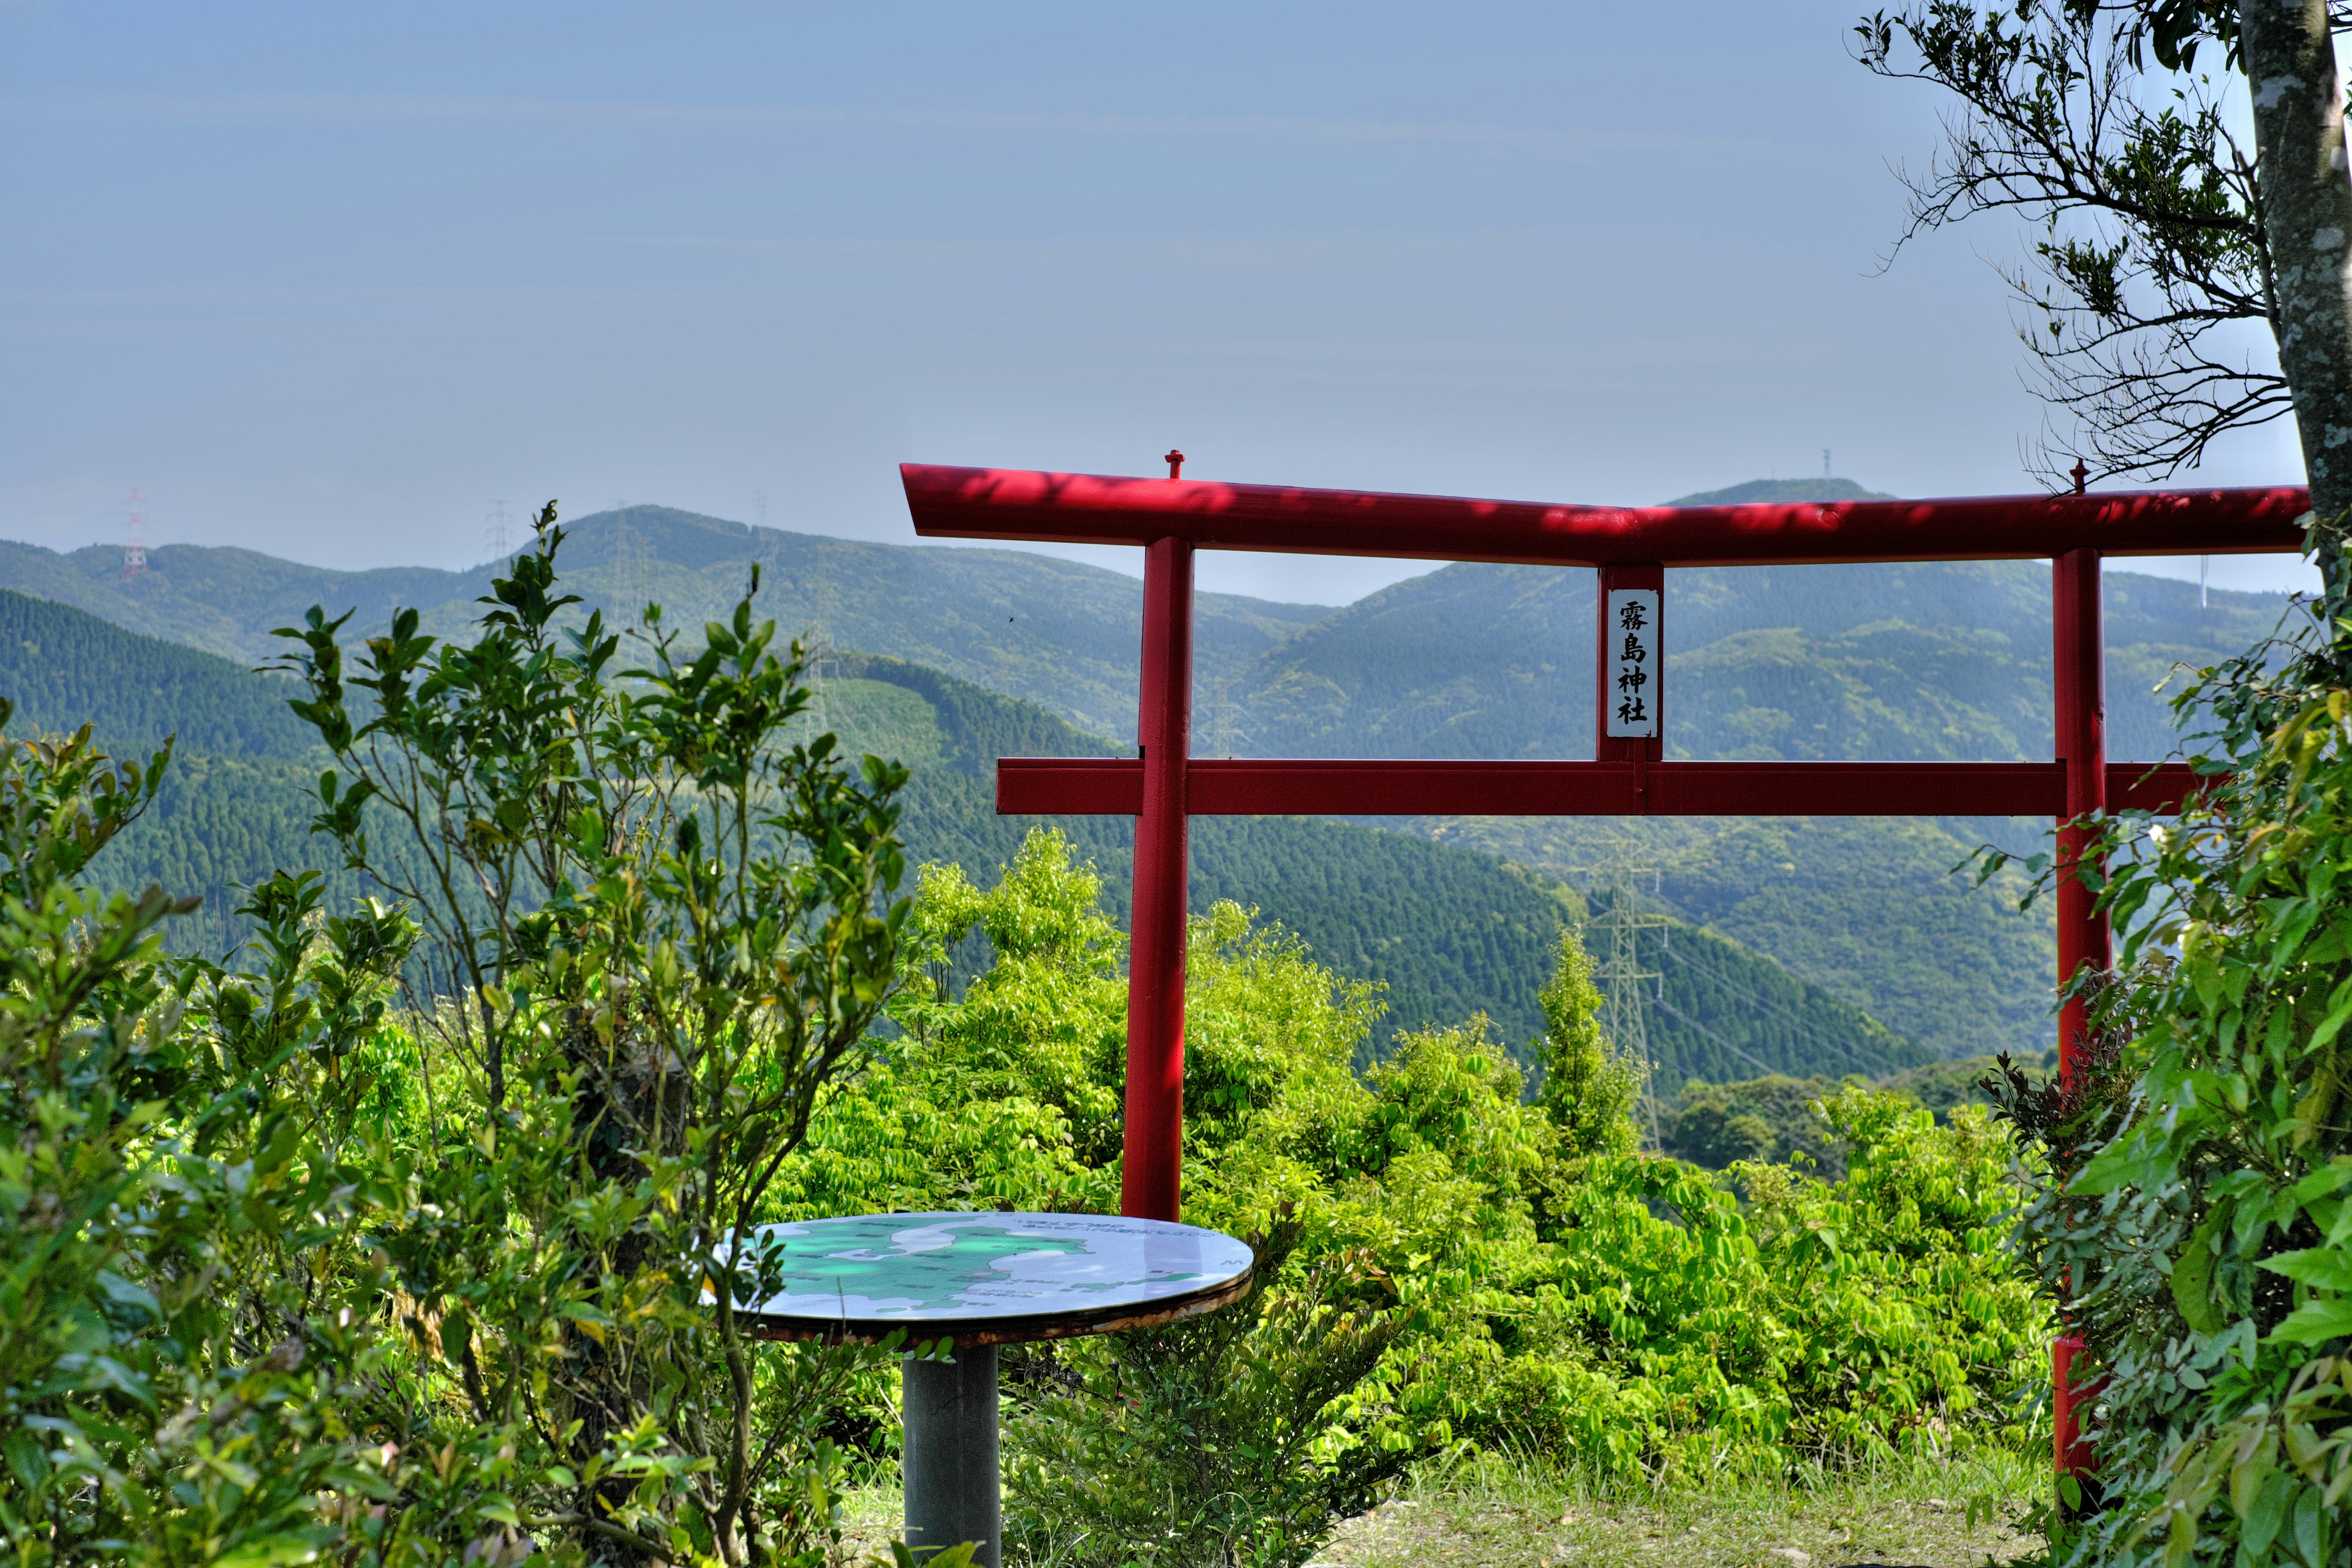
<box><xmin>1985</xmin><ymin>606</ymin><xmax>2352</xmax><ymax>1568</ymax></box>
<box><xmin>1</xmin><ymin>516</ymin><xmax>915</xmax><ymax>1568</ymax></box>
<box><xmin>1000</xmin><ymin>1215</ymin><xmax>1412</xmax><ymax>1568</ymax></box>
<box><xmin>777</xmin><ymin>828</ymin><xmax>2051</xmax><ymax>1556</ymax></box>
<box><xmin>1660</xmin><ymin>1073</ymin><xmax>1847</xmax><ymax>1172</ymax></box>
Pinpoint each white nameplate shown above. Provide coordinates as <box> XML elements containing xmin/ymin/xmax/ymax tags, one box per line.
<box><xmin>1604</xmin><ymin>588</ymin><xmax>1660</xmax><ymax>739</ymax></box>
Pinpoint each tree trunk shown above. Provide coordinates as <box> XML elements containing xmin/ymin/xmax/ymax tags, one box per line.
<box><xmin>562</xmin><ymin>1001</ymin><xmax>690</xmax><ymax>1568</ymax></box>
<box><xmin>2244</xmin><ymin>0</ymin><xmax>2352</xmax><ymax>602</ymax></box>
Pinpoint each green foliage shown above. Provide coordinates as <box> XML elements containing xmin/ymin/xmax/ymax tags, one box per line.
<box><xmin>1448</xmin><ymin>813</ymin><xmax>2049</xmax><ymax>1061</ymax></box>
<box><xmin>1001</xmin><ymin>1217</ymin><xmax>1415</xmax><ymax>1568</ymax></box>
<box><xmin>778</xmin><ymin>828</ymin><xmax>2050</xmax><ymax>1567</ymax></box>
<box><xmin>260</xmin><ymin>510</ymin><xmax>913</xmax><ymax>1564</ymax></box>
<box><xmin>1634</xmin><ymin>912</ymin><xmax>1930</xmax><ymax>1087</ymax></box>
<box><xmin>1879</xmin><ymin>1052</ymin><xmax>2032</xmax><ymax>1120</ymax></box>
<box><xmin>0</xmin><ymin>529</ymin><xmax>918</xmax><ymax>1567</ymax></box>
<box><xmin>0</xmin><ymin>722</ymin><xmax>439</xmax><ymax>1568</ymax></box>
<box><xmin>1660</xmin><ymin>1058</ymin><xmax>2036</xmax><ymax>1174</ymax></box>
<box><xmin>1662</xmin><ymin>1074</ymin><xmax>1846</xmax><ymax>1172</ymax></box>
<box><xmin>1981</xmin><ymin>608</ymin><xmax>2352</xmax><ymax>1568</ymax></box>
<box><xmin>1534</xmin><ymin>929</ymin><xmax>1638</xmax><ymax>1156</ymax></box>
<box><xmin>0</xmin><ymin>587</ymin><xmax>320</xmax><ymax>758</ymax></box>
<box><xmin>831</xmin><ymin>657</ymin><xmax>1913</xmax><ymax>1072</ymax></box>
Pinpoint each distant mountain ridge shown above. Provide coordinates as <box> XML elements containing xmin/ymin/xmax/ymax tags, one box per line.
<box><xmin>1663</xmin><ymin>478</ymin><xmax>1898</xmax><ymax>506</ymax></box>
<box><xmin>2</xmin><ymin>474</ymin><xmax>2297</xmax><ymax>1061</ymax></box>
<box><xmin>0</xmin><ymin>510</ymin><xmax>1319</xmax><ymax>743</ymax></box>
<box><xmin>0</xmin><ymin>591</ymin><xmax>1916</xmax><ymax>1081</ymax></box>
<box><xmin>1227</xmin><ymin>556</ymin><xmax>2288</xmax><ymax>764</ymax></box>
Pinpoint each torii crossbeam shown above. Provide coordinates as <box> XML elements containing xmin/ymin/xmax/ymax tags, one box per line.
<box><xmin>902</xmin><ymin>458</ymin><xmax>2307</xmax><ymax>1483</ymax></box>
<box><xmin>903</xmin><ymin>459</ymin><xmax>2305</xmax><ymax>1215</ymax></box>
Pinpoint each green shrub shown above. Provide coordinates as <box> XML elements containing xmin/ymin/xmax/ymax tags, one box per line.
<box><xmin>1660</xmin><ymin>1073</ymin><xmax>1847</xmax><ymax>1172</ymax></box>
<box><xmin>0</xmin><ymin>712</ymin><xmax>382</xmax><ymax>1568</ymax></box>
<box><xmin>1000</xmin><ymin>1215</ymin><xmax>1413</xmax><ymax>1568</ymax></box>
<box><xmin>0</xmin><ymin>516</ymin><xmax>914</xmax><ymax>1568</ymax></box>
<box><xmin>1985</xmin><ymin>608</ymin><xmax>2352</xmax><ymax>1568</ymax></box>
<box><xmin>779</xmin><ymin>829</ymin><xmax>2051</xmax><ymax>1530</ymax></box>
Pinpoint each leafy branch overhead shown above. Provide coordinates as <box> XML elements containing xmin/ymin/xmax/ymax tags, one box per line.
<box><xmin>1857</xmin><ymin>1</ymin><xmax>2284</xmax><ymax>487</ymax></box>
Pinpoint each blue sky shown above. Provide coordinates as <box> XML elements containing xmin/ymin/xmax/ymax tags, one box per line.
<box><xmin>0</xmin><ymin>1</ymin><xmax>2319</xmax><ymax>601</ymax></box>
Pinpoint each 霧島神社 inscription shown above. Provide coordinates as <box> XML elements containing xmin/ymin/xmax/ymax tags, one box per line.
<box><xmin>1605</xmin><ymin>587</ymin><xmax>1660</xmax><ymax>739</ymax></box>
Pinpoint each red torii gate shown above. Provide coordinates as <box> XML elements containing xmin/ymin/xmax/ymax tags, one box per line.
<box><xmin>900</xmin><ymin>457</ymin><xmax>2307</xmax><ymax>1463</ymax></box>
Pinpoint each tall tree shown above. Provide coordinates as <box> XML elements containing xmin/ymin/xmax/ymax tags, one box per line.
<box><xmin>1858</xmin><ymin>0</ymin><xmax>2352</xmax><ymax>600</ymax></box>
<box><xmin>272</xmin><ymin>511</ymin><xmax>913</xmax><ymax>1566</ymax></box>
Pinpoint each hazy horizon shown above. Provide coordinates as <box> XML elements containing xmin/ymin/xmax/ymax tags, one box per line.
<box><xmin>2</xmin><ymin>1</ymin><xmax>2322</xmax><ymax>605</ymax></box>
<box><xmin>1</xmin><ymin>495</ymin><xmax>2311</xmax><ymax>616</ymax></box>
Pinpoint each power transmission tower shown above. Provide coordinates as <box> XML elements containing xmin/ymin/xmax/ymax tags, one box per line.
<box><xmin>1569</xmin><ymin>839</ymin><xmax>1671</xmax><ymax>1148</ymax></box>
<box><xmin>121</xmin><ymin>489</ymin><xmax>149</xmax><ymax>579</ymax></box>
<box><xmin>1204</xmin><ymin>674</ymin><xmax>1252</xmax><ymax>757</ymax></box>
<box><xmin>803</xmin><ymin>538</ymin><xmax>837</xmax><ymax>736</ymax></box>
<box><xmin>608</xmin><ymin>500</ymin><xmax>646</xmax><ymax>623</ymax></box>
<box><xmin>484</xmin><ymin>500</ymin><xmax>511</xmax><ymax>563</ymax></box>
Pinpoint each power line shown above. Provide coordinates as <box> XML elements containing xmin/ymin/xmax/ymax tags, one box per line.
<box><xmin>1567</xmin><ymin>840</ymin><xmax>1670</xmax><ymax>1149</ymax></box>
<box><xmin>1652</xmin><ymin>939</ymin><xmax>1888</xmax><ymax>1074</ymax></box>
<box><xmin>1653</xmin><ymin>995</ymin><xmax>1787</xmax><ymax>1080</ymax></box>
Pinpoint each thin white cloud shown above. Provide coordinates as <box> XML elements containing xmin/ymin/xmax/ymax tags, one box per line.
<box><xmin>0</xmin><ymin>92</ymin><xmax>1760</xmax><ymax>160</ymax></box>
<box><xmin>598</xmin><ymin>228</ymin><xmax>1548</xmax><ymax>276</ymax></box>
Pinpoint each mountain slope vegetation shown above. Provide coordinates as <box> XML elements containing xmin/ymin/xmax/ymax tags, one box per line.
<box><xmin>824</xmin><ymin>654</ymin><xmax>1913</xmax><ymax>1072</ymax></box>
<box><xmin>1229</xmin><ymin>555</ymin><xmax>2288</xmax><ymax>763</ymax></box>
<box><xmin>0</xmin><ymin>587</ymin><xmax>317</xmax><ymax>757</ymax></box>
<box><xmin>0</xmin><ymin>593</ymin><xmax>1915</xmax><ymax>1077</ymax></box>
<box><xmin>0</xmin><ymin>508</ymin><xmax>1321</xmax><ymax>742</ymax></box>
<box><xmin>3</xmin><ymin>475</ymin><xmax>2282</xmax><ymax>1060</ymax></box>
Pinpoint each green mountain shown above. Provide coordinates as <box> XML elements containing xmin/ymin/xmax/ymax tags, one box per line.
<box><xmin>1663</xmin><ymin>478</ymin><xmax>1898</xmax><ymax>505</ymax></box>
<box><xmin>1215</xmin><ymin>503</ymin><xmax>2294</xmax><ymax>1058</ymax></box>
<box><xmin>0</xmin><ymin>510</ymin><xmax>1321</xmax><ymax>744</ymax></box>
<box><xmin>4</xmin><ymin>476</ymin><xmax>2284</xmax><ymax>1063</ymax></box>
<box><xmin>0</xmin><ymin>590</ymin><xmax>1912</xmax><ymax>1079</ymax></box>
<box><xmin>817</xmin><ymin>655</ymin><xmax>1918</xmax><ymax>1074</ymax></box>
<box><xmin>0</xmin><ymin>589</ymin><xmax>364</xmax><ymax>957</ymax></box>
<box><xmin>1228</xmin><ymin>556</ymin><xmax>2286</xmax><ymax>764</ymax></box>
<box><xmin>0</xmin><ymin>587</ymin><xmax>317</xmax><ymax>758</ymax></box>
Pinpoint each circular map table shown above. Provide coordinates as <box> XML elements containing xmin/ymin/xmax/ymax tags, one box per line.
<box><xmin>734</xmin><ymin>1212</ymin><xmax>1255</xmax><ymax>1567</ymax></box>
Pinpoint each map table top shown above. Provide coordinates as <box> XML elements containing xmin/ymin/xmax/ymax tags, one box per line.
<box><xmin>729</xmin><ymin>1211</ymin><xmax>1256</xmax><ymax>1344</ymax></box>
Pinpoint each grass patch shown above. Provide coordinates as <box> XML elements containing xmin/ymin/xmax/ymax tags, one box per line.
<box><xmin>1310</xmin><ymin>1447</ymin><xmax>2048</xmax><ymax>1568</ymax></box>
<box><xmin>824</xmin><ymin>1447</ymin><xmax>2048</xmax><ymax>1567</ymax></box>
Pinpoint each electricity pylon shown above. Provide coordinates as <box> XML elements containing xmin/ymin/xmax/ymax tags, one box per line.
<box><xmin>803</xmin><ymin>540</ymin><xmax>837</xmax><ymax>737</ymax></box>
<box><xmin>1571</xmin><ymin>839</ymin><xmax>1671</xmax><ymax>1149</ymax></box>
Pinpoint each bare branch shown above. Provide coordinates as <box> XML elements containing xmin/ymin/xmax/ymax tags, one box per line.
<box><xmin>1858</xmin><ymin>1</ymin><xmax>2280</xmax><ymax>483</ymax></box>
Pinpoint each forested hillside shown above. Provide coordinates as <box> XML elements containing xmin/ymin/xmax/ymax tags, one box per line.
<box><xmin>0</xmin><ymin>510</ymin><xmax>1320</xmax><ymax>742</ymax></box>
<box><xmin>1228</xmin><ymin>556</ymin><xmax>2287</xmax><ymax>763</ymax></box>
<box><xmin>0</xmin><ymin>586</ymin><xmax>1915</xmax><ymax>1078</ymax></box>
<box><xmin>823</xmin><ymin>655</ymin><xmax>1915</xmax><ymax>1072</ymax></box>
<box><xmin>4</xmin><ymin>476</ymin><xmax>2280</xmax><ymax>1061</ymax></box>
<box><xmin>0</xmin><ymin>588</ymin><xmax>316</xmax><ymax>756</ymax></box>
<box><xmin>9</xmin><ymin>495</ymin><xmax>2288</xmax><ymax>766</ymax></box>
<box><xmin>1215</xmin><ymin>522</ymin><xmax>2287</xmax><ymax>1057</ymax></box>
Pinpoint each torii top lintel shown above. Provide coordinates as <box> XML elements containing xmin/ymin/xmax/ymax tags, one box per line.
<box><xmin>900</xmin><ymin>463</ymin><xmax>2311</xmax><ymax>565</ymax></box>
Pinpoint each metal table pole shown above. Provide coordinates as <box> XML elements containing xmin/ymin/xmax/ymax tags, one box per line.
<box><xmin>902</xmin><ymin>1345</ymin><xmax>999</xmax><ymax>1567</ymax></box>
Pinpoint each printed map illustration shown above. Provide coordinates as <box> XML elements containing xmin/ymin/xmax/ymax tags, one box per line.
<box><xmin>737</xmin><ymin>1212</ymin><xmax>1254</xmax><ymax>1327</ymax></box>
